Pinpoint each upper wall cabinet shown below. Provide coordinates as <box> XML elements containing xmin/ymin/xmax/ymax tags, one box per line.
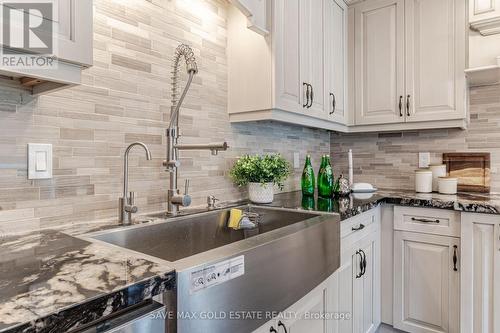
<box><xmin>0</xmin><ymin>0</ymin><xmax>93</xmax><ymax>95</ymax></box>
<box><xmin>227</xmin><ymin>0</ymin><xmax>349</xmax><ymax>132</ymax></box>
<box><xmin>350</xmin><ymin>0</ymin><xmax>467</xmax><ymax>131</ymax></box>
<box><xmin>470</xmin><ymin>0</ymin><xmax>500</xmax><ymax>35</ymax></box>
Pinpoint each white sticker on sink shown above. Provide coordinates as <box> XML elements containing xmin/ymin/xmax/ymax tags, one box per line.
<box><xmin>190</xmin><ymin>255</ymin><xmax>245</xmax><ymax>294</ymax></box>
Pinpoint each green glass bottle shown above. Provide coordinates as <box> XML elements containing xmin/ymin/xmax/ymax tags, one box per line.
<box><xmin>301</xmin><ymin>195</ymin><xmax>315</xmax><ymax>210</ymax></box>
<box><xmin>318</xmin><ymin>155</ymin><xmax>334</xmax><ymax>197</ymax></box>
<box><xmin>317</xmin><ymin>197</ymin><xmax>333</xmax><ymax>212</ymax></box>
<box><xmin>301</xmin><ymin>155</ymin><xmax>315</xmax><ymax>196</ymax></box>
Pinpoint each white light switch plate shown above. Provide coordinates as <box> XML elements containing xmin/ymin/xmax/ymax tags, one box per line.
<box><xmin>418</xmin><ymin>152</ymin><xmax>430</xmax><ymax>168</ymax></box>
<box><xmin>28</xmin><ymin>143</ymin><xmax>52</xmax><ymax>179</ymax></box>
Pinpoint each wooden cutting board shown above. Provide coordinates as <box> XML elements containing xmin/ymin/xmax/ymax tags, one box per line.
<box><xmin>442</xmin><ymin>153</ymin><xmax>490</xmax><ymax>193</ymax></box>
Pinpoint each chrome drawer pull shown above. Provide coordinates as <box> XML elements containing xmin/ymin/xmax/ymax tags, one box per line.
<box><xmin>411</xmin><ymin>217</ymin><xmax>440</xmax><ymax>224</ymax></box>
<box><xmin>352</xmin><ymin>224</ymin><xmax>365</xmax><ymax>231</ymax></box>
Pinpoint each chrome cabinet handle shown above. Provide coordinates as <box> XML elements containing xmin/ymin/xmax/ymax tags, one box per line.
<box><xmin>270</xmin><ymin>326</ymin><xmax>278</xmax><ymax>333</ymax></box>
<box><xmin>329</xmin><ymin>92</ymin><xmax>336</xmax><ymax>114</ymax></box>
<box><xmin>399</xmin><ymin>95</ymin><xmax>403</xmax><ymax>117</ymax></box>
<box><xmin>278</xmin><ymin>321</ymin><xmax>288</xmax><ymax>333</ymax></box>
<box><xmin>308</xmin><ymin>84</ymin><xmax>313</xmax><ymax>108</ymax></box>
<box><xmin>411</xmin><ymin>217</ymin><xmax>440</xmax><ymax>224</ymax></box>
<box><xmin>303</xmin><ymin>83</ymin><xmax>309</xmax><ymax>108</ymax></box>
<box><xmin>352</xmin><ymin>224</ymin><xmax>365</xmax><ymax>231</ymax></box>
<box><xmin>453</xmin><ymin>245</ymin><xmax>458</xmax><ymax>272</ymax></box>
<box><xmin>406</xmin><ymin>94</ymin><xmax>411</xmax><ymax>116</ymax></box>
<box><xmin>355</xmin><ymin>250</ymin><xmax>363</xmax><ymax>278</ymax></box>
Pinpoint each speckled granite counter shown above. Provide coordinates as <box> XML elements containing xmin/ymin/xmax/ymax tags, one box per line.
<box><xmin>267</xmin><ymin>189</ymin><xmax>500</xmax><ymax>220</ymax></box>
<box><xmin>0</xmin><ymin>228</ymin><xmax>175</xmax><ymax>333</ymax></box>
<box><xmin>2</xmin><ymin>188</ymin><xmax>500</xmax><ymax>332</ymax></box>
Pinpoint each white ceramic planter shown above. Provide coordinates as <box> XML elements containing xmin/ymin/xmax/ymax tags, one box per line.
<box><xmin>248</xmin><ymin>182</ymin><xmax>274</xmax><ymax>204</ymax></box>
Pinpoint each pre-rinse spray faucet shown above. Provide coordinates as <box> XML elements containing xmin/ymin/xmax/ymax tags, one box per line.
<box><xmin>164</xmin><ymin>44</ymin><xmax>228</xmax><ymax>216</ymax></box>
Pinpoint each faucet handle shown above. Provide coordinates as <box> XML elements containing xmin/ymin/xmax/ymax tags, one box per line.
<box><xmin>128</xmin><ymin>191</ymin><xmax>135</xmax><ymax>204</ymax></box>
<box><xmin>184</xmin><ymin>179</ymin><xmax>190</xmax><ymax>195</ymax></box>
<box><xmin>207</xmin><ymin>195</ymin><xmax>219</xmax><ymax>209</ymax></box>
<box><xmin>124</xmin><ymin>192</ymin><xmax>138</xmax><ymax>213</ymax></box>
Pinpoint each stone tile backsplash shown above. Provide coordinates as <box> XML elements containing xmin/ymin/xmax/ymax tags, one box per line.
<box><xmin>0</xmin><ymin>0</ymin><xmax>330</xmax><ymax>233</ymax></box>
<box><xmin>331</xmin><ymin>84</ymin><xmax>500</xmax><ymax>192</ymax></box>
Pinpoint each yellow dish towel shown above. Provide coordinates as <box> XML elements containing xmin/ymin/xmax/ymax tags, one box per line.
<box><xmin>228</xmin><ymin>208</ymin><xmax>243</xmax><ymax>229</ymax></box>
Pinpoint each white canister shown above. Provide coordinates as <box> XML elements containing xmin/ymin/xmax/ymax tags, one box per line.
<box><xmin>415</xmin><ymin>169</ymin><xmax>433</xmax><ymax>193</ymax></box>
<box><xmin>438</xmin><ymin>177</ymin><xmax>458</xmax><ymax>195</ymax></box>
<box><xmin>429</xmin><ymin>164</ymin><xmax>447</xmax><ymax>192</ymax></box>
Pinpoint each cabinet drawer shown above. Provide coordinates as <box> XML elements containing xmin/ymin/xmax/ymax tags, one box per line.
<box><xmin>341</xmin><ymin>209</ymin><xmax>376</xmax><ymax>239</ymax></box>
<box><xmin>394</xmin><ymin>206</ymin><xmax>460</xmax><ymax>237</ymax></box>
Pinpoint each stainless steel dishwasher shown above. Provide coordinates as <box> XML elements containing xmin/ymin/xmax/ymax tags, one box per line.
<box><xmin>76</xmin><ymin>301</ymin><xmax>166</xmax><ymax>333</ymax></box>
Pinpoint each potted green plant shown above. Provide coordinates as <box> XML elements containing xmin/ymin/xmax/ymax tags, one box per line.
<box><xmin>230</xmin><ymin>154</ymin><xmax>292</xmax><ymax>203</ymax></box>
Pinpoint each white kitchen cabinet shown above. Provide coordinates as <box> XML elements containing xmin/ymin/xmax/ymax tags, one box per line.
<box><xmin>279</xmin><ymin>278</ymin><xmax>330</xmax><ymax>333</ymax></box>
<box><xmin>253</xmin><ymin>208</ymin><xmax>381</xmax><ymax>333</ymax></box>
<box><xmin>252</xmin><ymin>272</ymin><xmax>331</xmax><ymax>333</ymax></box>
<box><xmin>324</xmin><ymin>0</ymin><xmax>348</xmax><ymax>124</ymax></box>
<box><xmin>300</xmin><ymin>0</ymin><xmax>326</xmax><ymax>117</ymax></box>
<box><xmin>330</xmin><ymin>246</ymin><xmax>354</xmax><ymax>333</ymax></box>
<box><xmin>405</xmin><ymin>0</ymin><xmax>466</xmax><ymax>123</ymax></box>
<box><xmin>331</xmin><ymin>208</ymin><xmax>381</xmax><ymax>333</ymax></box>
<box><xmin>0</xmin><ymin>0</ymin><xmax>93</xmax><ymax>94</ymax></box>
<box><xmin>353</xmin><ymin>0</ymin><xmax>405</xmax><ymax>126</ymax></box>
<box><xmin>469</xmin><ymin>0</ymin><xmax>500</xmax><ymax>36</ymax></box>
<box><xmin>393</xmin><ymin>231</ymin><xmax>460</xmax><ymax>333</ymax></box>
<box><xmin>460</xmin><ymin>213</ymin><xmax>500</xmax><ymax>333</ymax></box>
<box><xmin>351</xmin><ymin>0</ymin><xmax>467</xmax><ymax>130</ymax></box>
<box><xmin>227</xmin><ymin>0</ymin><xmax>349</xmax><ymax>132</ymax></box>
<box><xmin>352</xmin><ymin>228</ymin><xmax>381</xmax><ymax>333</ymax></box>
<box><xmin>273</xmin><ymin>0</ymin><xmax>302</xmax><ymax>114</ymax></box>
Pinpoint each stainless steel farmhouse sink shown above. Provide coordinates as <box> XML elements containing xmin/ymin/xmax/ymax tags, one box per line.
<box><xmin>88</xmin><ymin>205</ymin><xmax>340</xmax><ymax>333</ymax></box>
<box><xmin>91</xmin><ymin>205</ymin><xmax>323</xmax><ymax>262</ymax></box>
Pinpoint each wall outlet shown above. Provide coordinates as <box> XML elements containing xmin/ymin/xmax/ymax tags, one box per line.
<box><xmin>293</xmin><ymin>152</ymin><xmax>300</xmax><ymax>169</ymax></box>
<box><xmin>418</xmin><ymin>152</ymin><xmax>430</xmax><ymax>168</ymax></box>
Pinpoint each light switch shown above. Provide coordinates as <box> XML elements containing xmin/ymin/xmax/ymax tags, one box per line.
<box><xmin>28</xmin><ymin>144</ymin><xmax>52</xmax><ymax>179</ymax></box>
<box><xmin>35</xmin><ymin>151</ymin><xmax>47</xmax><ymax>171</ymax></box>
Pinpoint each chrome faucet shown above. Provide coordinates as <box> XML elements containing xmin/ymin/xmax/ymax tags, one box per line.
<box><xmin>165</xmin><ymin>44</ymin><xmax>228</xmax><ymax>216</ymax></box>
<box><xmin>119</xmin><ymin>142</ymin><xmax>152</xmax><ymax>225</ymax></box>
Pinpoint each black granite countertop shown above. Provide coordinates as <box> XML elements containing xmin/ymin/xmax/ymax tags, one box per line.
<box><xmin>2</xmin><ymin>188</ymin><xmax>500</xmax><ymax>332</ymax></box>
<box><xmin>267</xmin><ymin>189</ymin><xmax>500</xmax><ymax>219</ymax></box>
<box><xmin>0</xmin><ymin>228</ymin><xmax>175</xmax><ymax>333</ymax></box>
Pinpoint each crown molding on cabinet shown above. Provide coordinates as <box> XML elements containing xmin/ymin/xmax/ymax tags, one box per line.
<box><xmin>465</xmin><ymin>64</ymin><xmax>500</xmax><ymax>87</ymax></box>
<box><xmin>470</xmin><ymin>16</ymin><xmax>500</xmax><ymax>36</ymax></box>
<box><xmin>228</xmin><ymin>0</ymin><xmax>269</xmax><ymax>36</ymax></box>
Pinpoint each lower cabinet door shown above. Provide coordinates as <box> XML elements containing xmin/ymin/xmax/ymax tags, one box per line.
<box><xmin>393</xmin><ymin>231</ymin><xmax>460</xmax><ymax>333</ymax></box>
<box><xmin>352</xmin><ymin>230</ymin><xmax>381</xmax><ymax>333</ymax></box>
<box><xmin>460</xmin><ymin>213</ymin><xmax>500</xmax><ymax>333</ymax></box>
<box><xmin>330</xmin><ymin>248</ymin><xmax>354</xmax><ymax>333</ymax></box>
<box><xmin>281</xmin><ymin>279</ymin><xmax>329</xmax><ymax>333</ymax></box>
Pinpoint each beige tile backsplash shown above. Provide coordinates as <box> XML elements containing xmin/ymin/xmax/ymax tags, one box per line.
<box><xmin>0</xmin><ymin>0</ymin><xmax>330</xmax><ymax>233</ymax></box>
<box><xmin>331</xmin><ymin>84</ymin><xmax>500</xmax><ymax>192</ymax></box>
<box><xmin>2</xmin><ymin>0</ymin><xmax>497</xmax><ymax>234</ymax></box>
